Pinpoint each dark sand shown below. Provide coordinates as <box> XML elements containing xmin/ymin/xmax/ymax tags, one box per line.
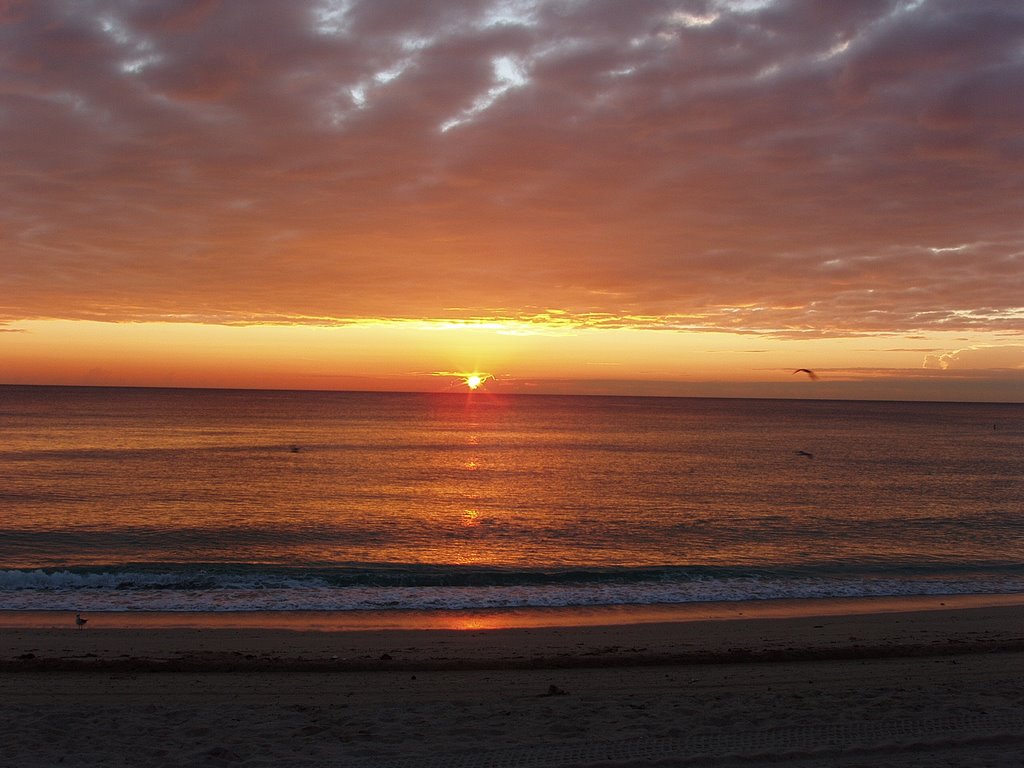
<box><xmin>3</xmin><ymin>597</ymin><xmax>1024</xmax><ymax>766</ymax></box>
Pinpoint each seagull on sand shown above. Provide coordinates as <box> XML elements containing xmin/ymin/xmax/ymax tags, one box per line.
<box><xmin>793</xmin><ymin>368</ymin><xmax>819</xmax><ymax>380</ymax></box>
<box><xmin>75</xmin><ymin>613</ymin><xmax>88</xmax><ymax>630</ymax></box>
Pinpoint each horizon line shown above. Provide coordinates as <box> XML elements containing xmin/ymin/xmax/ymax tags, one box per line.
<box><xmin>1</xmin><ymin>381</ymin><xmax>1019</xmax><ymax>406</ymax></box>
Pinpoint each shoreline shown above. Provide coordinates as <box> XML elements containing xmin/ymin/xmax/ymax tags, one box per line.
<box><xmin>4</xmin><ymin>591</ymin><xmax>1024</xmax><ymax>631</ymax></box>
<box><xmin>5</xmin><ymin>596</ymin><xmax>1024</xmax><ymax>673</ymax></box>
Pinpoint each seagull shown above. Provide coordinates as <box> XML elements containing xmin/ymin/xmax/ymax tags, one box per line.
<box><xmin>795</xmin><ymin>450</ymin><xmax>814</xmax><ymax>459</ymax></box>
<box><xmin>793</xmin><ymin>368</ymin><xmax>819</xmax><ymax>380</ymax></box>
<box><xmin>75</xmin><ymin>613</ymin><xmax>88</xmax><ymax>630</ymax></box>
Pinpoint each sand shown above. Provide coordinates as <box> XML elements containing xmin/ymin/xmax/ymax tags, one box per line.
<box><xmin>3</xmin><ymin>600</ymin><xmax>1024</xmax><ymax>767</ymax></box>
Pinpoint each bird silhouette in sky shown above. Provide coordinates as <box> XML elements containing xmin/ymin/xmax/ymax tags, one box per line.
<box><xmin>793</xmin><ymin>368</ymin><xmax>819</xmax><ymax>380</ymax></box>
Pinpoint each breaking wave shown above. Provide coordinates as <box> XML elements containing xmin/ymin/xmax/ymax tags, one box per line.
<box><xmin>3</xmin><ymin>562</ymin><xmax>1024</xmax><ymax>612</ymax></box>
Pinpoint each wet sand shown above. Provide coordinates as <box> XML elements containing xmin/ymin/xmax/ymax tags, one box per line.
<box><xmin>3</xmin><ymin>600</ymin><xmax>1024</xmax><ymax>766</ymax></box>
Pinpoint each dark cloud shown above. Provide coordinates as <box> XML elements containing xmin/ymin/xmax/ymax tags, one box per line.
<box><xmin>1</xmin><ymin>0</ymin><xmax>1022</xmax><ymax>338</ymax></box>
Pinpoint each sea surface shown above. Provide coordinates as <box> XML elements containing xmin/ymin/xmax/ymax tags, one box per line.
<box><xmin>1</xmin><ymin>386</ymin><xmax>1021</xmax><ymax>613</ymax></box>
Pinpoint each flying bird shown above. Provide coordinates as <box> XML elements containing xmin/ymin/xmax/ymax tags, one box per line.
<box><xmin>793</xmin><ymin>369</ymin><xmax>819</xmax><ymax>380</ymax></box>
<box><xmin>795</xmin><ymin>450</ymin><xmax>814</xmax><ymax>459</ymax></box>
<box><xmin>75</xmin><ymin>613</ymin><xmax>88</xmax><ymax>630</ymax></box>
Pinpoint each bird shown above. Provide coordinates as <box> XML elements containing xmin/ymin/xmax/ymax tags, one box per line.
<box><xmin>75</xmin><ymin>613</ymin><xmax>88</xmax><ymax>630</ymax></box>
<box><xmin>793</xmin><ymin>368</ymin><xmax>819</xmax><ymax>380</ymax></box>
<box><xmin>795</xmin><ymin>450</ymin><xmax>814</xmax><ymax>459</ymax></box>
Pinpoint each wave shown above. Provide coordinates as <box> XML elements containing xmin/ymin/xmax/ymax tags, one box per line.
<box><xmin>3</xmin><ymin>563</ymin><xmax>1024</xmax><ymax>612</ymax></box>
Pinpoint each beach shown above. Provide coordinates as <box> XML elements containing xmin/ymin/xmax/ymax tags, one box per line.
<box><xmin>4</xmin><ymin>600</ymin><xmax>1024</xmax><ymax>767</ymax></box>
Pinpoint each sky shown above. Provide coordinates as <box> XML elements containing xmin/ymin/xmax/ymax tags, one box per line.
<box><xmin>1</xmin><ymin>0</ymin><xmax>1022</xmax><ymax>401</ymax></box>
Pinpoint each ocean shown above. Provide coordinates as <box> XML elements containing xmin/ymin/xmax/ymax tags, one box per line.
<box><xmin>1</xmin><ymin>385</ymin><xmax>1021</xmax><ymax>614</ymax></box>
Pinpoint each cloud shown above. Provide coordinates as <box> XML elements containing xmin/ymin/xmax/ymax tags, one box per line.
<box><xmin>922</xmin><ymin>345</ymin><xmax>1024</xmax><ymax>371</ymax></box>
<box><xmin>1</xmin><ymin>0</ymin><xmax>1023</xmax><ymax>338</ymax></box>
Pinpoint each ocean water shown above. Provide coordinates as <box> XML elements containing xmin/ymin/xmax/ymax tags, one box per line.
<box><xmin>1</xmin><ymin>385</ymin><xmax>1021</xmax><ymax>613</ymax></box>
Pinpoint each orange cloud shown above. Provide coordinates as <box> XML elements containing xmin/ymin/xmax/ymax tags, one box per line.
<box><xmin>923</xmin><ymin>345</ymin><xmax>1024</xmax><ymax>371</ymax></box>
<box><xmin>1</xmin><ymin>0</ymin><xmax>1022</xmax><ymax>345</ymax></box>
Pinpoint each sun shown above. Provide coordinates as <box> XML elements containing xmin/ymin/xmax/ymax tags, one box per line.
<box><xmin>432</xmin><ymin>370</ymin><xmax>494</xmax><ymax>391</ymax></box>
<box><xmin>460</xmin><ymin>372</ymin><xmax>492</xmax><ymax>390</ymax></box>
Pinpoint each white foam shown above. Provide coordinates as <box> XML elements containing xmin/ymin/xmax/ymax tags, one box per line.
<box><xmin>3</xmin><ymin>569</ymin><xmax>1024</xmax><ymax>612</ymax></box>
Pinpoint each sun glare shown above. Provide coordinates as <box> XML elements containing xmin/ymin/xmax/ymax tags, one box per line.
<box><xmin>461</xmin><ymin>372</ymin><xmax>493</xmax><ymax>390</ymax></box>
<box><xmin>432</xmin><ymin>369</ymin><xmax>493</xmax><ymax>391</ymax></box>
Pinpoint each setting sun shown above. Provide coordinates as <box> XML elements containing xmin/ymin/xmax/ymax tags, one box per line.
<box><xmin>465</xmin><ymin>375</ymin><xmax>483</xmax><ymax>390</ymax></box>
